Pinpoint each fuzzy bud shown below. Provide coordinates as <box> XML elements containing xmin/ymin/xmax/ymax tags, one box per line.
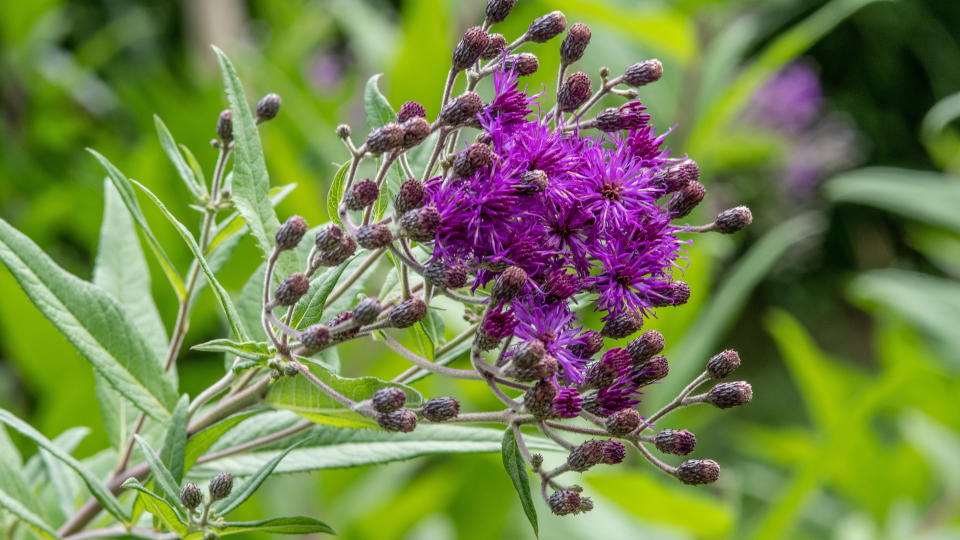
<box><xmin>596</xmin><ymin>108</ymin><xmax>622</xmax><ymax>133</ymax></box>
<box><xmin>549</xmin><ymin>490</ymin><xmax>582</xmax><ymax>516</ymax></box>
<box><xmin>216</xmin><ymin>110</ymin><xmax>233</xmax><ymax>142</ymax></box>
<box><xmin>544</xmin><ymin>270</ymin><xmax>578</xmax><ymax>301</ymax></box>
<box><xmin>389</xmin><ymin>298</ymin><xmax>427</xmax><ymax>328</ymax></box>
<box><xmin>506</xmin><ymin>355</ymin><xmax>557</xmax><ymax>382</ymax></box>
<box><xmin>422</xmin><ymin>397</ymin><xmax>460</xmax><ymax>422</ymax></box>
<box><xmin>315</xmin><ymin>236</ymin><xmax>357</xmax><ymax>266</ymax></box>
<box><xmin>530</xmin><ymin>453</ymin><xmax>544</xmax><ymax>471</ymax></box>
<box><xmin>315</xmin><ymin>224</ymin><xmax>345</xmax><ymax>251</ymax></box>
<box><xmin>707</xmin><ymin>349</ymin><xmax>740</xmax><ymax>379</ymax></box>
<box><xmin>365</xmin><ymin>123</ymin><xmax>405</xmax><ymax>154</ymax></box>
<box><xmin>179</xmin><ymin>483</ymin><xmax>202</xmax><ymax>510</ymax></box>
<box><xmin>394</xmin><ymin>179</ymin><xmax>426</xmax><ymax>214</ymax></box>
<box><xmin>560</xmin><ymin>23</ymin><xmax>592</xmax><ymax>65</ymax></box>
<box><xmin>399</xmin><ymin>206</ymin><xmax>440</xmax><ymax>243</ymax></box>
<box><xmin>347</xmin><ymin>297</ymin><xmax>379</xmax><ymax>326</ymax></box>
<box><xmin>516</xmin><ymin>169</ymin><xmax>548</xmax><ymax>194</ymax></box>
<box><xmin>275</xmin><ymin>215</ymin><xmax>308</xmax><ymax>251</ymax></box>
<box><xmin>256</xmin><ymin>93</ymin><xmax>282</xmax><ymax>122</ymax></box>
<box><xmin>569</xmin><ymin>330</ymin><xmax>604</xmax><ymax>359</ymax></box>
<box><xmin>300</xmin><ymin>324</ymin><xmax>332</xmax><ymax>349</ymax></box>
<box><xmin>622</xmin><ymin>59</ymin><xmax>663</xmax><ymax>87</ymax></box>
<box><xmin>527</xmin><ymin>11</ymin><xmax>567</xmax><ymax>43</ymax></box>
<box><xmin>626</xmin><ymin>330</ymin><xmax>665</xmax><ymax>365</ymax></box>
<box><xmin>635</xmin><ymin>355</ymin><xmax>669</xmax><ymax>385</ymax></box>
<box><xmin>503</xmin><ymin>53</ymin><xmax>539</xmax><ymax>76</ymax></box>
<box><xmin>372</xmin><ymin>387</ymin><xmax>407</xmax><ymax>413</ymax></box>
<box><xmin>706</xmin><ymin>381</ymin><xmax>753</xmax><ymax>409</ymax></box>
<box><xmin>208</xmin><ymin>472</ymin><xmax>233</xmax><ymax>501</ymax></box>
<box><xmin>585</xmin><ymin>348</ymin><xmax>631</xmax><ymax>389</ymax></box>
<box><xmin>398</xmin><ymin>101</ymin><xmax>426</xmax><ymax>123</ymax></box>
<box><xmin>668</xmin><ymin>281</ymin><xmax>691</xmax><ymax>306</ymax></box>
<box><xmin>453</xmin><ymin>144</ymin><xmax>495</xmax><ymax>177</ymax></box>
<box><xmin>567</xmin><ymin>439</ymin><xmax>605</xmax><ymax>472</ymax></box>
<box><xmin>336</xmin><ymin>124</ymin><xmax>352</xmax><ymax>139</ymax></box>
<box><xmin>558</xmin><ymin>72</ymin><xmax>593</xmax><ymax>112</ymax></box>
<box><xmin>401</xmin><ymin>117</ymin><xmax>431</xmax><ymax>149</ymax></box>
<box><xmin>453</xmin><ymin>27</ymin><xmax>491</xmax><ymax>71</ymax></box>
<box><xmin>605</xmin><ymin>408</ymin><xmax>641</xmax><ymax>436</ymax></box>
<box><xmin>512</xmin><ymin>340</ymin><xmax>547</xmax><ymax>368</ymax></box>
<box><xmin>676</xmin><ymin>459</ymin><xmax>720</xmax><ymax>485</ymax></box>
<box><xmin>343</xmin><ymin>179</ymin><xmax>380</xmax><ymax>211</ymax></box>
<box><xmin>662</xmin><ymin>159</ymin><xmax>700</xmax><ymax>192</ymax></box>
<box><xmin>714</xmin><ymin>206</ymin><xmax>753</xmax><ymax>234</ymax></box>
<box><xmin>491</xmin><ymin>265</ymin><xmax>527</xmax><ymax>301</ymax></box>
<box><xmin>601</xmin><ymin>310</ymin><xmax>643</xmax><ymax>339</ymax></box>
<box><xmin>524</xmin><ymin>380</ymin><xmax>558</xmax><ymax>419</ymax></box>
<box><xmin>485</xmin><ymin>0</ymin><xmax>516</xmax><ymax>23</ymax></box>
<box><xmin>376</xmin><ymin>408</ymin><xmax>417</xmax><ymax>432</ymax></box>
<box><xmin>273</xmin><ymin>273</ymin><xmax>310</xmax><ymax>306</ymax></box>
<box><xmin>482</xmin><ymin>33</ymin><xmax>508</xmax><ymax>60</ymax></box>
<box><xmin>665</xmin><ymin>181</ymin><xmax>706</xmax><ymax>218</ymax></box>
<box><xmin>356</xmin><ymin>223</ymin><xmax>393</xmax><ymax>250</ymax></box>
<box><xmin>603</xmin><ymin>439</ymin><xmax>626</xmax><ymax>464</ymax></box>
<box><xmin>438</xmin><ymin>92</ymin><xmax>483</xmax><ymax>127</ymax></box>
<box><xmin>655</xmin><ymin>429</ymin><xmax>697</xmax><ymax>455</ymax></box>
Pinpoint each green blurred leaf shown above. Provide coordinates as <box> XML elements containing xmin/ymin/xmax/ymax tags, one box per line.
<box><xmin>159</xmin><ymin>395</ymin><xmax>189</xmax><ymax>484</ymax></box>
<box><xmin>154</xmin><ymin>115</ymin><xmax>206</xmax><ymax>200</ymax></box>
<box><xmin>189</xmin><ymin>516</ymin><xmax>334</xmax><ymax>537</ymax></box>
<box><xmin>501</xmin><ymin>426</ymin><xmax>538</xmax><ymax>537</ymax></box>
<box><xmin>192</xmin><ymin>339</ymin><xmax>273</xmax><ymax>361</ymax></box>
<box><xmin>0</xmin><ymin>217</ymin><xmax>176</xmax><ymax>422</ymax></box>
<box><xmin>184</xmin><ymin>413</ymin><xmax>258</xmax><ymax>472</ymax></box>
<box><xmin>364</xmin><ymin>73</ymin><xmax>396</xmax><ymax>131</ymax></box>
<box><xmin>133</xmin><ymin>435</ymin><xmax>182</xmax><ymax>508</ymax></box>
<box><xmin>327</xmin><ymin>161</ymin><xmax>350</xmax><ymax>227</ymax></box>
<box><xmin>900</xmin><ymin>411</ymin><xmax>960</xmax><ymax>494</ymax></box>
<box><xmin>121</xmin><ymin>478</ymin><xmax>188</xmax><ymax>536</ymax></box>
<box><xmin>0</xmin><ymin>409</ymin><xmax>129</xmax><ymax>523</ymax></box>
<box><xmin>214</xmin><ymin>440</ymin><xmax>305</xmax><ymax>516</ymax></box>
<box><xmin>0</xmin><ymin>487</ymin><xmax>59</xmax><ymax>540</ymax></box>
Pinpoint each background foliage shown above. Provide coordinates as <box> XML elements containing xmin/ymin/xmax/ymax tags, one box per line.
<box><xmin>1</xmin><ymin>0</ymin><xmax>959</xmax><ymax>538</ymax></box>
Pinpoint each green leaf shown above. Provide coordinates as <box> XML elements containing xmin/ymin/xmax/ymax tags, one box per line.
<box><xmin>825</xmin><ymin>167</ymin><xmax>960</xmax><ymax>234</ymax></box>
<box><xmin>133</xmin><ymin>435</ymin><xmax>182</xmax><ymax>509</ymax></box>
<box><xmin>154</xmin><ymin>115</ymin><xmax>206</xmax><ymax>200</ymax></box>
<box><xmin>900</xmin><ymin>411</ymin><xmax>960</xmax><ymax>493</ymax></box>
<box><xmin>364</xmin><ymin>73</ymin><xmax>397</xmax><ymax>130</ymax></box>
<box><xmin>0</xmin><ymin>487</ymin><xmax>60</xmax><ymax>540</ymax></box>
<box><xmin>0</xmin><ymin>409</ymin><xmax>129</xmax><ymax>523</ymax></box>
<box><xmin>327</xmin><ymin>161</ymin><xmax>350</xmax><ymax>226</ymax></box>
<box><xmin>0</xmin><ymin>217</ymin><xmax>177</xmax><ymax>422</ymax></box>
<box><xmin>39</xmin><ymin>441</ymin><xmax>83</xmax><ymax>520</ymax></box>
<box><xmin>121</xmin><ymin>478</ymin><xmax>188</xmax><ymax>536</ymax></box>
<box><xmin>131</xmin><ymin>180</ymin><xmax>249</xmax><ymax>341</ymax></box>
<box><xmin>189</xmin><ymin>516</ymin><xmax>334</xmax><ymax>537</ymax></box>
<box><xmin>266</xmin><ymin>363</ymin><xmax>422</xmax><ymax>428</ymax></box>
<box><xmin>291</xmin><ymin>256</ymin><xmax>358</xmax><ymax>329</ymax></box>
<box><xmin>207</xmin><ymin>184</ymin><xmax>297</xmax><ymax>256</ymax></box>
<box><xmin>184</xmin><ymin>413</ymin><xmax>258</xmax><ymax>472</ymax></box>
<box><xmin>214</xmin><ymin>441</ymin><xmax>305</xmax><ymax>516</ymax></box>
<box><xmin>160</xmin><ymin>395</ymin><xmax>190</xmax><ymax>484</ymax></box>
<box><xmin>179</xmin><ymin>144</ymin><xmax>208</xmax><ymax>193</ymax></box>
<box><xmin>192</xmin><ymin>339</ymin><xmax>273</xmax><ymax>361</ymax></box>
<box><xmin>501</xmin><ymin>426</ymin><xmax>538</xmax><ymax>537</ymax></box>
<box><xmin>87</xmin><ymin>148</ymin><xmax>186</xmax><ymax>299</ymax></box>
<box><xmin>418</xmin><ymin>309</ymin><xmax>446</xmax><ymax>360</ymax></box>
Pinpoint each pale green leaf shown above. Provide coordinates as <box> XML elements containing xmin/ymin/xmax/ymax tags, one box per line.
<box><xmin>187</xmin><ymin>516</ymin><xmax>334</xmax><ymax>537</ymax></box>
<box><xmin>0</xmin><ymin>488</ymin><xmax>59</xmax><ymax>540</ymax></box>
<box><xmin>327</xmin><ymin>161</ymin><xmax>350</xmax><ymax>227</ymax></box>
<box><xmin>133</xmin><ymin>435</ymin><xmax>182</xmax><ymax>510</ymax></box>
<box><xmin>160</xmin><ymin>395</ymin><xmax>190</xmax><ymax>484</ymax></box>
<box><xmin>364</xmin><ymin>73</ymin><xmax>396</xmax><ymax>130</ymax></box>
<box><xmin>192</xmin><ymin>339</ymin><xmax>273</xmax><ymax>361</ymax></box>
<box><xmin>291</xmin><ymin>256</ymin><xmax>359</xmax><ymax>329</ymax></box>
<box><xmin>121</xmin><ymin>478</ymin><xmax>188</xmax><ymax>536</ymax></box>
<box><xmin>184</xmin><ymin>413</ymin><xmax>258</xmax><ymax>472</ymax></box>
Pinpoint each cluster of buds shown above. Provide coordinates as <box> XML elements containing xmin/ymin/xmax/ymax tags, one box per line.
<box><xmin>178</xmin><ymin>472</ymin><xmax>234</xmax><ymax>536</ymax></box>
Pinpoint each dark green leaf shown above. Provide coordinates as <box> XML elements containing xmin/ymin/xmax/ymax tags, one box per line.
<box><xmin>154</xmin><ymin>115</ymin><xmax>206</xmax><ymax>200</ymax></box>
<box><xmin>133</xmin><ymin>435</ymin><xmax>182</xmax><ymax>508</ymax></box>
<box><xmin>364</xmin><ymin>73</ymin><xmax>397</xmax><ymax>130</ymax></box>
<box><xmin>502</xmin><ymin>426</ymin><xmax>538</xmax><ymax>537</ymax></box>
<box><xmin>291</xmin><ymin>256</ymin><xmax>358</xmax><ymax>329</ymax></box>
<box><xmin>184</xmin><ymin>412</ymin><xmax>257</xmax><ymax>471</ymax></box>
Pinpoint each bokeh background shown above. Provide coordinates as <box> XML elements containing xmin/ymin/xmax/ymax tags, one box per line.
<box><xmin>2</xmin><ymin>0</ymin><xmax>960</xmax><ymax>538</ymax></box>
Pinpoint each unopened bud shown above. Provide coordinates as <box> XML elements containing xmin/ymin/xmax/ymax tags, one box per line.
<box><xmin>530</xmin><ymin>453</ymin><xmax>544</xmax><ymax>470</ymax></box>
<box><xmin>394</xmin><ymin>179</ymin><xmax>425</xmax><ymax>214</ymax></box>
<box><xmin>603</xmin><ymin>439</ymin><xmax>626</xmax><ymax>464</ymax></box>
<box><xmin>585</xmin><ymin>348</ymin><xmax>631</xmax><ymax>389</ymax></box>
<box><xmin>655</xmin><ymin>429</ymin><xmax>697</xmax><ymax>455</ymax></box>
<box><xmin>558</xmin><ymin>72</ymin><xmax>592</xmax><ymax>112</ymax></box>
<box><xmin>485</xmin><ymin>0</ymin><xmax>516</xmax><ymax>23</ymax></box>
<box><xmin>275</xmin><ymin>215</ymin><xmax>308</xmax><ymax>251</ymax></box>
<box><xmin>401</xmin><ymin>117</ymin><xmax>431</xmax><ymax>149</ymax></box>
<box><xmin>300</xmin><ymin>324</ymin><xmax>332</xmax><ymax>349</ymax></box>
<box><xmin>626</xmin><ymin>330</ymin><xmax>665</xmax><ymax>365</ymax></box>
<box><xmin>482</xmin><ymin>34</ymin><xmax>508</xmax><ymax>60</ymax></box>
<box><xmin>505</xmin><ymin>355</ymin><xmax>557</xmax><ymax>382</ymax></box>
<box><xmin>707</xmin><ymin>349</ymin><xmax>740</xmax><ymax>379</ymax></box>
<box><xmin>665</xmin><ymin>181</ymin><xmax>706</xmax><ymax>218</ymax></box>
<box><xmin>315</xmin><ymin>224</ymin><xmax>344</xmax><ymax>251</ymax></box>
<box><xmin>662</xmin><ymin>159</ymin><xmax>700</xmax><ymax>192</ymax></box>
<box><xmin>372</xmin><ymin>386</ymin><xmax>407</xmax><ymax>413</ymax></box>
<box><xmin>512</xmin><ymin>340</ymin><xmax>547</xmax><ymax>368</ymax></box>
<box><xmin>399</xmin><ymin>206</ymin><xmax>440</xmax><ymax>243</ymax></box>
<box><xmin>336</xmin><ymin>124</ymin><xmax>352</xmax><ymax>139</ymax></box>
<box><xmin>668</xmin><ymin>281</ymin><xmax>690</xmax><ymax>306</ymax></box>
<box><xmin>634</xmin><ymin>355</ymin><xmax>669</xmax><ymax>385</ymax></box>
<box><xmin>544</xmin><ymin>270</ymin><xmax>578</xmax><ymax>301</ymax></box>
<box><xmin>491</xmin><ymin>265</ymin><xmax>527</xmax><ymax>301</ymax></box>
<box><xmin>376</xmin><ymin>408</ymin><xmax>417</xmax><ymax>432</ymax></box>
<box><xmin>343</xmin><ymin>179</ymin><xmax>380</xmax><ymax>211</ymax></box>
<box><xmin>622</xmin><ymin>59</ymin><xmax>663</xmax><ymax>87</ymax></box>
<box><xmin>714</xmin><ymin>206</ymin><xmax>753</xmax><ymax>234</ymax></box>
<box><xmin>596</xmin><ymin>108</ymin><xmax>622</xmax><ymax>133</ymax></box>
<box><xmin>315</xmin><ymin>235</ymin><xmax>357</xmax><ymax>266</ymax></box>
<box><xmin>676</xmin><ymin>459</ymin><xmax>719</xmax><ymax>485</ymax></box>
<box><xmin>527</xmin><ymin>11</ymin><xmax>567</xmax><ymax>43</ymax></box>
<box><xmin>438</xmin><ymin>92</ymin><xmax>483</xmax><ymax>127</ymax></box>
<box><xmin>365</xmin><ymin>123</ymin><xmax>405</xmax><ymax>154</ymax></box>
<box><xmin>567</xmin><ymin>439</ymin><xmax>605</xmax><ymax>472</ymax></box>
<box><xmin>560</xmin><ymin>23</ymin><xmax>592</xmax><ymax>65</ymax></box>
<box><xmin>579</xmin><ymin>497</ymin><xmax>595</xmax><ymax>513</ymax></box>
<box><xmin>524</xmin><ymin>380</ymin><xmax>558</xmax><ymax>419</ymax></box>
<box><xmin>516</xmin><ymin>169</ymin><xmax>548</xmax><ymax>194</ymax></box>
<box><xmin>273</xmin><ymin>273</ymin><xmax>310</xmax><ymax>306</ymax></box>
<box><xmin>208</xmin><ymin>472</ymin><xmax>233</xmax><ymax>501</ymax></box>
<box><xmin>601</xmin><ymin>310</ymin><xmax>643</xmax><ymax>339</ymax></box>
<box><xmin>706</xmin><ymin>381</ymin><xmax>752</xmax><ymax>409</ymax></box>
<box><xmin>356</xmin><ymin>223</ymin><xmax>393</xmax><ymax>250</ymax></box>
<box><xmin>453</xmin><ymin>27</ymin><xmax>491</xmax><ymax>71</ymax></box>
<box><xmin>503</xmin><ymin>53</ymin><xmax>539</xmax><ymax>76</ymax></box>
<box><xmin>397</xmin><ymin>101</ymin><xmax>426</xmax><ymax>123</ymax></box>
<box><xmin>453</xmin><ymin>144</ymin><xmax>495</xmax><ymax>177</ymax></box>
<box><xmin>216</xmin><ymin>110</ymin><xmax>233</xmax><ymax>142</ymax></box>
<box><xmin>549</xmin><ymin>490</ymin><xmax>582</xmax><ymax>516</ymax></box>
<box><xmin>179</xmin><ymin>482</ymin><xmax>202</xmax><ymax>510</ymax></box>
<box><xmin>422</xmin><ymin>397</ymin><xmax>460</xmax><ymax>422</ymax></box>
<box><xmin>605</xmin><ymin>408</ymin><xmax>641</xmax><ymax>436</ymax></box>
<box><xmin>352</xmin><ymin>297</ymin><xmax>382</xmax><ymax>326</ymax></box>
<box><xmin>389</xmin><ymin>298</ymin><xmax>427</xmax><ymax>328</ymax></box>
<box><xmin>256</xmin><ymin>93</ymin><xmax>282</xmax><ymax>122</ymax></box>
<box><xmin>569</xmin><ymin>330</ymin><xmax>604</xmax><ymax>359</ymax></box>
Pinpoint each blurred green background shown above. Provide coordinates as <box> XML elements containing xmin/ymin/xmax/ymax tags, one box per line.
<box><xmin>2</xmin><ymin>0</ymin><xmax>960</xmax><ymax>538</ymax></box>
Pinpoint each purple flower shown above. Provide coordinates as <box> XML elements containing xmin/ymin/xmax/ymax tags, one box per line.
<box><xmin>553</xmin><ymin>388</ymin><xmax>583</xmax><ymax>418</ymax></box>
<box><xmin>575</xmin><ymin>142</ymin><xmax>663</xmax><ymax>232</ymax></box>
<box><xmin>748</xmin><ymin>62</ymin><xmax>823</xmax><ymax>134</ymax></box>
<box><xmin>511</xmin><ymin>299</ymin><xmax>586</xmax><ymax>384</ymax></box>
<box><xmin>482</xmin><ymin>304</ymin><xmax>518</xmax><ymax>339</ymax></box>
<box><xmin>622</xmin><ymin>125</ymin><xmax>672</xmax><ymax>169</ymax></box>
<box><xmin>482</xmin><ymin>68</ymin><xmax>540</xmax><ymax>129</ymax></box>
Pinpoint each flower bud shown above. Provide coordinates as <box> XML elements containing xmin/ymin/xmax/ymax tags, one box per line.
<box><xmin>626</xmin><ymin>330</ymin><xmax>665</xmax><ymax>365</ymax></box>
<box><xmin>399</xmin><ymin>206</ymin><xmax>440</xmax><ymax>242</ymax></box>
<box><xmin>376</xmin><ymin>408</ymin><xmax>417</xmax><ymax>432</ymax></box>
<box><xmin>485</xmin><ymin>0</ymin><xmax>516</xmax><ymax>23</ymax></box>
<box><xmin>557</xmin><ymin>72</ymin><xmax>592</xmax><ymax>112</ymax></box>
<box><xmin>553</xmin><ymin>387</ymin><xmax>582</xmax><ymax>418</ymax></box>
<box><xmin>601</xmin><ymin>310</ymin><xmax>642</xmax><ymax>339</ymax></box>
<box><xmin>544</xmin><ymin>270</ymin><xmax>578</xmax><ymax>301</ymax></box>
<box><xmin>707</xmin><ymin>349</ymin><xmax>740</xmax><ymax>379</ymax></box>
<box><xmin>516</xmin><ymin>169</ymin><xmax>548</xmax><ymax>194</ymax></box>
<box><xmin>530</xmin><ymin>453</ymin><xmax>544</xmax><ymax>470</ymax></box>
<box><xmin>422</xmin><ymin>397</ymin><xmax>460</xmax><ymax>422</ymax></box>
<box><xmin>208</xmin><ymin>472</ymin><xmax>233</xmax><ymax>501</ymax></box>
<box><xmin>300</xmin><ymin>324</ymin><xmax>332</xmax><ymax>349</ymax></box>
<box><xmin>549</xmin><ymin>490</ymin><xmax>581</xmax><ymax>516</ymax></box>
<box><xmin>328</xmin><ymin>310</ymin><xmax>359</xmax><ymax>339</ymax></box>
<box><xmin>356</xmin><ymin>223</ymin><xmax>393</xmax><ymax>250</ymax></box>
<box><xmin>372</xmin><ymin>386</ymin><xmax>407</xmax><ymax>413</ymax></box>
<box><xmin>662</xmin><ymin>159</ymin><xmax>700</xmax><ymax>192</ymax></box>
<box><xmin>365</xmin><ymin>123</ymin><xmax>405</xmax><ymax>154</ymax></box>
<box><xmin>512</xmin><ymin>340</ymin><xmax>547</xmax><ymax>368</ymax></box>
<box><xmin>634</xmin><ymin>355</ymin><xmax>669</xmax><ymax>385</ymax></box>
<box><xmin>453</xmin><ymin>27</ymin><xmax>491</xmax><ymax>72</ymax></box>
<box><xmin>655</xmin><ymin>429</ymin><xmax>696</xmax><ymax>455</ymax></box>
<box><xmin>273</xmin><ymin>273</ymin><xmax>310</xmax><ymax>306</ymax></box>
<box><xmin>596</xmin><ymin>108</ymin><xmax>622</xmax><ymax>133</ymax></box>
<box><xmin>336</xmin><ymin>124</ymin><xmax>352</xmax><ymax>139</ymax></box>
<box><xmin>706</xmin><ymin>381</ymin><xmax>752</xmax><ymax>409</ymax></box>
<box><xmin>622</xmin><ymin>59</ymin><xmax>663</xmax><ymax>87</ymax></box>
<box><xmin>505</xmin><ymin>355</ymin><xmax>557</xmax><ymax>382</ymax></box>
<box><xmin>491</xmin><ymin>265</ymin><xmax>527</xmax><ymax>301</ymax></box>
<box><xmin>216</xmin><ymin>110</ymin><xmax>233</xmax><ymax>142</ymax></box>
<box><xmin>425</xmin><ymin>260</ymin><xmax>469</xmax><ymax>289</ymax></box>
<box><xmin>343</xmin><ymin>179</ymin><xmax>380</xmax><ymax>211</ymax></box>
<box><xmin>665</xmin><ymin>180</ymin><xmax>706</xmax><ymax>218</ymax></box>
<box><xmin>560</xmin><ymin>23</ymin><xmax>591</xmax><ymax>65</ymax></box>
<box><xmin>524</xmin><ymin>380</ymin><xmax>558</xmax><ymax>419</ymax></box>
<box><xmin>394</xmin><ymin>179</ymin><xmax>426</xmax><ymax>214</ymax></box>
<box><xmin>603</xmin><ymin>439</ymin><xmax>626</xmax><ymax>464</ymax></box>
<box><xmin>256</xmin><ymin>93</ymin><xmax>282</xmax><ymax>123</ymax></box>
<box><xmin>668</xmin><ymin>281</ymin><xmax>690</xmax><ymax>306</ymax></box>
<box><xmin>527</xmin><ymin>11</ymin><xmax>567</xmax><ymax>43</ymax></box>
<box><xmin>579</xmin><ymin>497</ymin><xmax>595</xmax><ymax>513</ymax></box>
<box><xmin>482</xmin><ymin>33</ymin><xmax>508</xmax><ymax>60</ymax></box>
<box><xmin>585</xmin><ymin>348</ymin><xmax>631</xmax><ymax>389</ymax></box>
<box><xmin>401</xmin><ymin>117</ymin><xmax>431</xmax><ymax>149</ymax></box>
<box><xmin>438</xmin><ymin>92</ymin><xmax>483</xmax><ymax>127</ymax></box>
<box><xmin>179</xmin><ymin>482</ymin><xmax>202</xmax><ymax>510</ymax></box>
<box><xmin>398</xmin><ymin>101</ymin><xmax>426</xmax><ymax>123</ymax></box>
<box><xmin>477</xmin><ymin>307</ymin><xmax>517</xmax><ymax>351</ymax></box>
<box><xmin>315</xmin><ymin>224</ymin><xmax>345</xmax><ymax>251</ymax></box>
<box><xmin>389</xmin><ymin>298</ymin><xmax>427</xmax><ymax>328</ymax></box>
<box><xmin>714</xmin><ymin>206</ymin><xmax>753</xmax><ymax>234</ymax></box>
<box><xmin>567</xmin><ymin>439</ymin><xmax>605</xmax><ymax>472</ymax></box>
<box><xmin>275</xmin><ymin>215</ymin><xmax>308</xmax><ymax>251</ymax></box>
<box><xmin>568</xmin><ymin>330</ymin><xmax>604</xmax><ymax>359</ymax></box>
<box><xmin>352</xmin><ymin>297</ymin><xmax>382</xmax><ymax>326</ymax></box>
<box><xmin>676</xmin><ymin>459</ymin><xmax>719</xmax><ymax>485</ymax></box>
<box><xmin>503</xmin><ymin>53</ymin><xmax>539</xmax><ymax>76</ymax></box>
<box><xmin>605</xmin><ymin>408</ymin><xmax>641</xmax><ymax>436</ymax></box>
<box><xmin>316</xmin><ymin>235</ymin><xmax>357</xmax><ymax>266</ymax></box>
<box><xmin>453</xmin><ymin>144</ymin><xmax>495</xmax><ymax>177</ymax></box>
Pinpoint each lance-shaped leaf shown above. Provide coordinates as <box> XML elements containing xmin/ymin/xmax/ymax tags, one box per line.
<box><xmin>0</xmin><ymin>217</ymin><xmax>177</xmax><ymax>422</ymax></box>
<box><xmin>502</xmin><ymin>426</ymin><xmax>538</xmax><ymax>537</ymax></box>
<box><xmin>184</xmin><ymin>412</ymin><xmax>258</xmax><ymax>471</ymax></box>
<box><xmin>133</xmin><ymin>435</ymin><xmax>182</xmax><ymax>508</ymax></box>
<box><xmin>154</xmin><ymin>115</ymin><xmax>206</xmax><ymax>200</ymax></box>
<box><xmin>159</xmin><ymin>396</ymin><xmax>190</xmax><ymax>484</ymax></box>
<box><xmin>192</xmin><ymin>339</ymin><xmax>273</xmax><ymax>361</ymax></box>
<box><xmin>122</xmin><ymin>478</ymin><xmax>188</xmax><ymax>536</ymax></box>
<box><xmin>186</xmin><ymin>516</ymin><xmax>334</xmax><ymax>538</ymax></box>
<box><xmin>214</xmin><ymin>441</ymin><xmax>305</xmax><ymax>516</ymax></box>
<box><xmin>326</xmin><ymin>161</ymin><xmax>350</xmax><ymax>227</ymax></box>
<box><xmin>0</xmin><ymin>488</ymin><xmax>59</xmax><ymax>540</ymax></box>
